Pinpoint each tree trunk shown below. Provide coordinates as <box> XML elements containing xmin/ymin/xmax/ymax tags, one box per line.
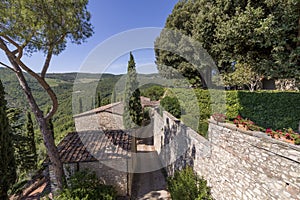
<box><xmin>39</xmin><ymin>118</ymin><xmax>64</xmax><ymax>191</ymax></box>
<box><xmin>6</xmin><ymin>55</ymin><xmax>65</xmax><ymax>191</ymax></box>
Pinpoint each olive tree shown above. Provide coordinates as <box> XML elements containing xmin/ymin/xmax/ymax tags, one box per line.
<box><xmin>0</xmin><ymin>0</ymin><xmax>93</xmax><ymax>190</ymax></box>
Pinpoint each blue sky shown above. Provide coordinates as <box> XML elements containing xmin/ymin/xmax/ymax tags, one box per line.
<box><xmin>0</xmin><ymin>0</ymin><xmax>178</xmax><ymax>74</ymax></box>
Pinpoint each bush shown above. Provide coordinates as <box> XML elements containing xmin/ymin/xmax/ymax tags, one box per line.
<box><xmin>161</xmin><ymin>88</ymin><xmax>300</xmax><ymax>136</ymax></box>
<box><xmin>234</xmin><ymin>91</ymin><xmax>300</xmax><ymax>131</ymax></box>
<box><xmin>140</xmin><ymin>84</ymin><xmax>165</xmax><ymax>101</ymax></box>
<box><xmin>160</xmin><ymin>96</ymin><xmax>181</xmax><ymax>118</ymax></box>
<box><xmin>194</xmin><ymin>89</ymin><xmax>300</xmax><ymax>133</ymax></box>
<box><xmin>167</xmin><ymin>167</ymin><xmax>213</xmax><ymax>200</ymax></box>
<box><xmin>57</xmin><ymin>169</ymin><xmax>117</xmax><ymax>200</ymax></box>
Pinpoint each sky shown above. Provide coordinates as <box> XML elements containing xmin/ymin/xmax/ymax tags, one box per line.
<box><xmin>0</xmin><ymin>0</ymin><xmax>179</xmax><ymax>74</ymax></box>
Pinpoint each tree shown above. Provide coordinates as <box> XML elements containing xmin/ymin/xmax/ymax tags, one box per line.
<box><xmin>112</xmin><ymin>89</ymin><xmax>117</xmax><ymax>103</ymax></box>
<box><xmin>25</xmin><ymin>111</ymin><xmax>38</xmax><ymax>171</ymax></box>
<box><xmin>223</xmin><ymin>63</ymin><xmax>262</xmax><ymax>92</ymax></box>
<box><xmin>0</xmin><ymin>79</ymin><xmax>16</xmax><ymax>200</ymax></box>
<box><xmin>123</xmin><ymin>52</ymin><xmax>143</xmax><ymax>129</ymax></box>
<box><xmin>79</xmin><ymin>97</ymin><xmax>83</xmax><ymax>113</ymax></box>
<box><xmin>8</xmin><ymin>109</ymin><xmax>37</xmax><ymax>174</ymax></box>
<box><xmin>155</xmin><ymin>0</ymin><xmax>300</xmax><ymax>85</ymax></box>
<box><xmin>97</xmin><ymin>92</ymin><xmax>101</xmax><ymax>108</ymax></box>
<box><xmin>160</xmin><ymin>96</ymin><xmax>181</xmax><ymax>118</ymax></box>
<box><xmin>140</xmin><ymin>85</ymin><xmax>165</xmax><ymax>101</ymax></box>
<box><xmin>0</xmin><ymin>0</ymin><xmax>93</xmax><ymax>191</ymax></box>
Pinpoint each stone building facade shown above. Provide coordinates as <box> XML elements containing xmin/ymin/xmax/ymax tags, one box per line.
<box><xmin>48</xmin><ymin>102</ymin><xmax>134</xmax><ymax>197</ymax></box>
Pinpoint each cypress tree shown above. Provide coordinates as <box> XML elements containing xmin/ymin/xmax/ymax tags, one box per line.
<box><xmin>123</xmin><ymin>52</ymin><xmax>143</xmax><ymax>129</ymax></box>
<box><xmin>11</xmin><ymin>110</ymin><xmax>37</xmax><ymax>173</ymax></box>
<box><xmin>112</xmin><ymin>89</ymin><xmax>117</xmax><ymax>103</ymax></box>
<box><xmin>25</xmin><ymin>111</ymin><xmax>37</xmax><ymax>170</ymax></box>
<box><xmin>7</xmin><ymin>108</ymin><xmax>26</xmax><ymax>173</ymax></box>
<box><xmin>79</xmin><ymin>97</ymin><xmax>83</xmax><ymax>113</ymax></box>
<box><xmin>97</xmin><ymin>92</ymin><xmax>101</xmax><ymax>107</ymax></box>
<box><xmin>0</xmin><ymin>79</ymin><xmax>16</xmax><ymax>200</ymax></box>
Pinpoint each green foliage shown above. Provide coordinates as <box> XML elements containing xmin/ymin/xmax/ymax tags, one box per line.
<box><xmin>123</xmin><ymin>53</ymin><xmax>143</xmax><ymax>129</ymax></box>
<box><xmin>231</xmin><ymin>91</ymin><xmax>300</xmax><ymax>131</ymax></box>
<box><xmin>160</xmin><ymin>96</ymin><xmax>181</xmax><ymax>119</ymax></box>
<box><xmin>155</xmin><ymin>0</ymin><xmax>300</xmax><ymax>85</ymax></box>
<box><xmin>57</xmin><ymin>170</ymin><xmax>116</xmax><ymax>200</ymax></box>
<box><xmin>79</xmin><ymin>98</ymin><xmax>83</xmax><ymax>113</ymax></box>
<box><xmin>7</xmin><ymin>108</ymin><xmax>38</xmax><ymax>183</ymax></box>
<box><xmin>167</xmin><ymin>167</ymin><xmax>213</xmax><ymax>200</ymax></box>
<box><xmin>140</xmin><ymin>84</ymin><xmax>165</xmax><ymax>101</ymax></box>
<box><xmin>96</xmin><ymin>93</ymin><xmax>101</xmax><ymax>108</ymax></box>
<box><xmin>24</xmin><ymin>111</ymin><xmax>37</xmax><ymax>171</ymax></box>
<box><xmin>0</xmin><ymin>0</ymin><xmax>93</xmax><ymax>55</ymax></box>
<box><xmin>223</xmin><ymin>63</ymin><xmax>261</xmax><ymax>91</ymax></box>
<box><xmin>0</xmin><ymin>79</ymin><xmax>16</xmax><ymax>200</ymax></box>
<box><xmin>172</xmin><ymin>88</ymin><xmax>300</xmax><ymax>136</ymax></box>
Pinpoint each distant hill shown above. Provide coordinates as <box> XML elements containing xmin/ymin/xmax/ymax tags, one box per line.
<box><xmin>0</xmin><ymin>67</ymin><xmax>164</xmax><ymax>142</ymax></box>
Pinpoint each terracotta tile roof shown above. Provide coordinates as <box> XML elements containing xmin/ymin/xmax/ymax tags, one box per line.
<box><xmin>57</xmin><ymin>130</ymin><xmax>132</xmax><ymax>163</ymax></box>
<box><xmin>140</xmin><ymin>96</ymin><xmax>160</xmax><ymax>108</ymax></box>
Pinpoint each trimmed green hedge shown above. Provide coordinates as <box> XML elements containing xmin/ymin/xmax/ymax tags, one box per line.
<box><xmin>232</xmin><ymin>91</ymin><xmax>300</xmax><ymax>131</ymax></box>
<box><xmin>170</xmin><ymin>88</ymin><xmax>300</xmax><ymax>136</ymax></box>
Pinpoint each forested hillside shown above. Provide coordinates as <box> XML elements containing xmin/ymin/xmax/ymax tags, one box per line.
<box><xmin>0</xmin><ymin>68</ymin><xmax>122</xmax><ymax>142</ymax></box>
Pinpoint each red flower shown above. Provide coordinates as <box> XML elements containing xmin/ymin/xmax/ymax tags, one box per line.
<box><xmin>266</xmin><ymin>128</ymin><xmax>272</xmax><ymax>133</ymax></box>
<box><xmin>237</xmin><ymin>115</ymin><xmax>242</xmax><ymax>120</ymax></box>
<box><xmin>285</xmin><ymin>133</ymin><xmax>291</xmax><ymax>140</ymax></box>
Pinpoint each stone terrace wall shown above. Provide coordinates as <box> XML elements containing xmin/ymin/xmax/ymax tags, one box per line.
<box><xmin>153</xmin><ymin>109</ymin><xmax>300</xmax><ymax>200</ymax></box>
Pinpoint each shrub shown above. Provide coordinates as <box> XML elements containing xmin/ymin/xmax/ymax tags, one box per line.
<box><xmin>161</xmin><ymin>88</ymin><xmax>300</xmax><ymax>137</ymax></box>
<box><xmin>140</xmin><ymin>84</ymin><xmax>165</xmax><ymax>101</ymax></box>
<box><xmin>196</xmin><ymin>89</ymin><xmax>300</xmax><ymax>133</ymax></box>
<box><xmin>160</xmin><ymin>96</ymin><xmax>181</xmax><ymax>118</ymax></box>
<box><xmin>57</xmin><ymin>169</ymin><xmax>117</xmax><ymax>200</ymax></box>
<box><xmin>167</xmin><ymin>167</ymin><xmax>213</xmax><ymax>200</ymax></box>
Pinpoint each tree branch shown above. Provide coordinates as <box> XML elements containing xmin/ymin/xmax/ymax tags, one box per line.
<box><xmin>0</xmin><ymin>61</ymin><xmax>16</xmax><ymax>72</ymax></box>
<box><xmin>41</xmin><ymin>47</ymin><xmax>53</xmax><ymax>78</ymax></box>
<box><xmin>1</xmin><ymin>35</ymin><xmax>24</xmax><ymax>59</ymax></box>
<box><xmin>0</xmin><ymin>37</ymin><xmax>58</xmax><ymax>120</ymax></box>
<box><xmin>16</xmin><ymin>59</ymin><xmax>58</xmax><ymax>120</ymax></box>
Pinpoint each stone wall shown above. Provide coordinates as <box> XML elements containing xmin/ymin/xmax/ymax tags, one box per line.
<box><xmin>153</xmin><ymin>109</ymin><xmax>300</xmax><ymax>200</ymax></box>
<box><xmin>61</xmin><ymin>161</ymin><xmax>130</xmax><ymax>196</ymax></box>
<box><xmin>80</xmin><ymin>161</ymin><xmax>129</xmax><ymax>196</ymax></box>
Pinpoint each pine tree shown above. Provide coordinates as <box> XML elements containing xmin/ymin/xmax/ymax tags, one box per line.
<box><xmin>0</xmin><ymin>79</ymin><xmax>16</xmax><ymax>200</ymax></box>
<box><xmin>25</xmin><ymin>111</ymin><xmax>37</xmax><ymax>170</ymax></box>
<box><xmin>123</xmin><ymin>52</ymin><xmax>143</xmax><ymax>129</ymax></box>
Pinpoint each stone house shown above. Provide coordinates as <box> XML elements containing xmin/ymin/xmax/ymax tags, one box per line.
<box><xmin>48</xmin><ymin>102</ymin><xmax>135</xmax><ymax>197</ymax></box>
<box><xmin>48</xmin><ymin>130</ymin><xmax>134</xmax><ymax>196</ymax></box>
<box><xmin>48</xmin><ymin>99</ymin><xmax>160</xmax><ymax>197</ymax></box>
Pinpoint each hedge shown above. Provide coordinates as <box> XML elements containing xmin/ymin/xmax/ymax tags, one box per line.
<box><xmin>168</xmin><ymin>88</ymin><xmax>300</xmax><ymax>136</ymax></box>
<box><xmin>232</xmin><ymin>91</ymin><xmax>300</xmax><ymax>131</ymax></box>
